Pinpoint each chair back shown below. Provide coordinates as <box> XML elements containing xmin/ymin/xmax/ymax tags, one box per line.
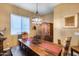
<box><xmin>63</xmin><ymin>37</ymin><xmax>72</xmax><ymax>56</ymax></box>
<box><xmin>58</xmin><ymin>39</ymin><xmax>61</xmax><ymax>45</ymax></box>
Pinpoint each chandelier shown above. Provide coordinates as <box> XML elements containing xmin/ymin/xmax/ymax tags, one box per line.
<box><xmin>32</xmin><ymin>3</ymin><xmax>42</xmax><ymax>25</ymax></box>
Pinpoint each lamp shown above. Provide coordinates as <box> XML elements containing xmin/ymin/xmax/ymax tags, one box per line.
<box><xmin>32</xmin><ymin>3</ymin><xmax>42</xmax><ymax>25</ymax></box>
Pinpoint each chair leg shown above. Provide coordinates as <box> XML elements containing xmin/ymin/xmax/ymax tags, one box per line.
<box><xmin>63</xmin><ymin>50</ymin><xmax>68</xmax><ymax>56</ymax></box>
<box><xmin>10</xmin><ymin>49</ymin><xmax>13</xmax><ymax>56</ymax></box>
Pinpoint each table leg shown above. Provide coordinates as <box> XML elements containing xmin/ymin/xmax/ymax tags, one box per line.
<box><xmin>71</xmin><ymin>48</ymin><xmax>73</xmax><ymax>56</ymax></box>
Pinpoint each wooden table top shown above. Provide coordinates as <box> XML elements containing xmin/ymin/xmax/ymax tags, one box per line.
<box><xmin>71</xmin><ymin>46</ymin><xmax>79</xmax><ymax>52</ymax></box>
<box><xmin>18</xmin><ymin>39</ymin><xmax>62</xmax><ymax>56</ymax></box>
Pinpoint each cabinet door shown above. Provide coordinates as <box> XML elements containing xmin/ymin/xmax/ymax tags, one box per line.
<box><xmin>0</xmin><ymin>42</ymin><xmax>3</xmax><ymax>53</ymax></box>
<box><xmin>40</xmin><ymin>23</ymin><xmax>53</xmax><ymax>42</ymax></box>
<box><xmin>49</xmin><ymin>23</ymin><xmax>53</xmax><ymax>42</ymax></box>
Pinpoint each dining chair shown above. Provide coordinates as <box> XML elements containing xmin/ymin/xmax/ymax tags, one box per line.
<box><xmin>63</xmin><ymin>37</ymin><xmax>72</xmax><ymax>56</ymax></box>
<box><xmin>58</xmin><ymin>39</ymin><xmax>62</xmax><ymax>45</ymax></box>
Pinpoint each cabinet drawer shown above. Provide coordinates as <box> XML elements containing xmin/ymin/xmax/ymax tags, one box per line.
<box><xmin>0</xmin><ymin>43</ymin><xmax>3</xmax><ymax>44</ymax></box>
<box><xmin>0</xmin><ymin>48</ymin><xmax>3</xmax><ymax>51</ymax></box>
<box><xmin>0</xmin><ymin>45</ymin><xmax>3</xmax><ymax>47</ymax></box>
<box><xmin>0</xmin><ymin>43</ymin><xmax>3</xmax><ymax>45</ymax></box>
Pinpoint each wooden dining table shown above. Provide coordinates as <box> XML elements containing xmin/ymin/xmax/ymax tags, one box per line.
<box><xmin>18</xmin><ymin>39</ymin><xmax>62</xmax><ymax>56</ymax></box>
<box><xmin>71</xmin><ymin>46</ymin><xmax>79</xmax><ymax>56</ymax></box>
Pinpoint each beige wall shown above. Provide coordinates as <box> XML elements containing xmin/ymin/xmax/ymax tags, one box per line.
<box><xmin>0</xmin><ymin>4</ymin><xmax>35</xmax><ymax>49</ymax></box>
<box><xmin>40</xmin><ymin>13</ymin><xmax>53</xmax><ymax>23</ymax></box>
<box><xmin>54</xmin><ymin>3</ymin><xmax>79</xmax><ymax>46</ymax></box>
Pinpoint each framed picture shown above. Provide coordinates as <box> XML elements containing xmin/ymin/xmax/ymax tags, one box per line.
<box><xmin>64</xmin><ymin>14</ymin><xmax>78</xmax><ymax>28</ymax></box>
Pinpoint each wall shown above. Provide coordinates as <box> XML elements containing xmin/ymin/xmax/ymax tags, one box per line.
<box><xmin>40</xmin><ymin>13</ymin><xmax>53</xmax><ymax>23</ymax></box>
<box><xmin>0</xmin><ymin>3</ymin><xmax>35</xmax><ymax>49</ymax></box>
<box><xmin>54</xmin><ymin>3</ymin><xmax>79</xmax><ymax>46</ymax></box>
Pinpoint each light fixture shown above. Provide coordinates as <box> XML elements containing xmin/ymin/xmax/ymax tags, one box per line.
<box><xmin>32</xmin><ymin>3</ymin><xmax>42</xmax><ymax>25</ymax></box>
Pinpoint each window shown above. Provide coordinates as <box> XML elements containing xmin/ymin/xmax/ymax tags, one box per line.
<box><xmin>11</xmin><ymin>14</ymin><xmax>21</xmax><ymax>35</ymax></box>
<box><xmin>21</xmin><ymin>16</ymin><xmax>30</xmax><ymax>33</ymax></box>
<box><xmin>11</xmin><ymin>14</ymin><xmax>30</xmax><ymax>35</ymax></box>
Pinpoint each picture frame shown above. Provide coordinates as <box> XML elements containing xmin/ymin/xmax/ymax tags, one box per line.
<box><xmin>64</xmin><ymin>14</ymin><xmax>79</xmax><ymax>28</ymax></box>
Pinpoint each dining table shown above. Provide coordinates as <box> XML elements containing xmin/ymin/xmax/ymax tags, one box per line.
<box><xmin>18</xmin><ymin>39</ymin><xmax>62</xmax><ymax>56</ymax></box>
<box><xmin>71</xmin><ymin>46</ymin><xmax>79</xmax><ymax>56</ymax></box>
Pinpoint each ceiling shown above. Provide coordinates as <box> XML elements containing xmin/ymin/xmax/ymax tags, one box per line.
<box><xmin>11</xmin><ymin>3</ymin><xmax>59</xmax><ymax>15</ymax></box>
